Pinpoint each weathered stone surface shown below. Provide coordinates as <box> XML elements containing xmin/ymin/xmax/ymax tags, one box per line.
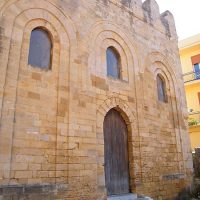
<box><xmin>0</xmin><ymin>0</ymin><xmax>192</xmax><ymax>200</ymax></box>
<box><xmin>0</xmin><ymin>184</ymin><xmax>68</xmax><ymax>200</ymax></box>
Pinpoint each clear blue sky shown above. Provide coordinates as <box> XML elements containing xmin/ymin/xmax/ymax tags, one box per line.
<box><xmin>143</xmin><ymin>0</ymin><xmax>200</xmax><ymax>40</ymax></box>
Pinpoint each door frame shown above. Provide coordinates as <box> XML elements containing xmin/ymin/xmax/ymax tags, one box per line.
<box><xmin>103</xmin><ymin>108</ymin><xmax>131</xmax><ymax>196</ymax></box>
<box><xmin>96</xmin><ymin>99</ymin><xmax>141</xmax><ymax>197</ymax></box>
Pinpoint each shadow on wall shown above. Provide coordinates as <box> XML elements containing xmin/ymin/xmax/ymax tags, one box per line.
<box><xmin>175</xmin><ymin>183</ymin><xmax>200</xmax><ymax>200</ymax></box>
<box><xmin>0</xmin><ymin>183</ymin><xmax>68</xmax><ymax>200</ymax></box>
<box><xmin>193</xmin><ymin>149</ymin><xmax>200</xmax><ymax>178</ymax></box>
<box><xmin>176</xmin><ymin>149</ymin><xmax>200</xmax><ymax>200</ymax></box>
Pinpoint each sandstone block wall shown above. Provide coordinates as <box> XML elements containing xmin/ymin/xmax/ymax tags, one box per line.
<box><xmin>0</xmin><ymin>0</ymin><xmax>193</xmax><ymax>199</ymax></box>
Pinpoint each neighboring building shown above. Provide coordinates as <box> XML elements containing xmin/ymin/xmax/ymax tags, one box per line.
<box><xmin>0</xmin><ymin>0</ymin><xmax>192</xmax><ymax>199</ymax></box>
<box><xmin>179</xmin><ymin>34</ymin><xmax>200</xmax><ymax>152</ymax></box>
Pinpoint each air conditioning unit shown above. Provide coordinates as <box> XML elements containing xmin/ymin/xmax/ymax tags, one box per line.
<box><xmin>188</xmin><ymin>108</ymin><xmax>193</xmax><ymax>113</ymax></box>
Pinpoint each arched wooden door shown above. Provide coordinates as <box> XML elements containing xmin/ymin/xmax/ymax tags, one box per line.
<box><xmin>103</xmin><ymin>109</ymin><xmax>130</xmax><ymax>196</ymax></box>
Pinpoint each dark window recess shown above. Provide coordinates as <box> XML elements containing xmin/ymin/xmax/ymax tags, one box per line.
<box><xmin>194</xmin><ymin>63</ymin><xmax>200</xmax><ymax>79</ymax></box>
<box><xmin>28</xmin><ymin>28</ymin><xmax>52</xmax><ymax>69</ymax></box>
<box><xmin>157</xmin><ymin>74</ymin><xmax>167</xmax><ymax>103</ymax></box>
<box><xmin>106</xmin><ymin>47</ymin><xmax>121</xmax><ymax>79</ymax></box>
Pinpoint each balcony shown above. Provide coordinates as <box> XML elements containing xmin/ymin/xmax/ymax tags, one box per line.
<box><xmin>188</xmin><ymin>112</ymin><xmax>200</xmax><ymax>127</ymax></box>
<box><xmin>183</xmin><ymin>71</ymin><xmax>200</xmax><ymax>83</ymax></box>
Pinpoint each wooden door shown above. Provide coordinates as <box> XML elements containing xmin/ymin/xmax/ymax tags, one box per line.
<box><xmin>104</xmin><ymin>109</ymin><xmax>130</xmax><ymax>196</ymax></box>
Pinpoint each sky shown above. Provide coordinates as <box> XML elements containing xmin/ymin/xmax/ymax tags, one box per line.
<box><xmin>144</xmin><ymin>0</ymin><xmax>200</xmax><ymax>40</ymax></box>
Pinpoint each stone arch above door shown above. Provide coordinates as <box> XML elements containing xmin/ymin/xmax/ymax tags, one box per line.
<box><xmin>97</xmin><ymin>97</ymin><xmax>135</xmax><ymax>125</ymax></box>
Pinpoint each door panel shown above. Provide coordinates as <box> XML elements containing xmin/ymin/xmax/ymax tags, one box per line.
<box><xmin>104</xmin><ymin>109</ymin><xmax>130</xmax><ymax>196</ymax></box>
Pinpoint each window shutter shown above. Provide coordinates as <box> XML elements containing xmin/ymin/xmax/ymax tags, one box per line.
<box><xmin>198</xmin><ymin>92</ymin><xmax>200</xmax><ymax>105</ymax></box>
<box><xmin>191</xmin><ymin>54</ymin><xmax>200</xmax><ymax>65</ymax></box>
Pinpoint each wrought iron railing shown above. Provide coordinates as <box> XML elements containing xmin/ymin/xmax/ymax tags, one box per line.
<box><xmin>183</xmin><ymin>71</ymin><xmax>200</xmax><ymax>83</ymax></box>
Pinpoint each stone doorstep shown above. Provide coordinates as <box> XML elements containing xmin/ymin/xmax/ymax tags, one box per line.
<box><xmin>107</xmin><ymin>194</ymin><xmax>154</xmax><ymax>200</ymax></box>
<box><xmin>107</xmin><ymin>193</ymin><xmax>137</xmax><ymax>200</ymax></box>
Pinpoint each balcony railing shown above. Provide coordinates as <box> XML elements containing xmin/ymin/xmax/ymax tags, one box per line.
<box><xmin>183</xmin><ymin>71</ymin><xmax>200</xmax><ymax>83</ymax></box>
<box><xmin>188</xmin><ymin>112</ymin><xmax>200</xmax><ymax>126</ymax></box>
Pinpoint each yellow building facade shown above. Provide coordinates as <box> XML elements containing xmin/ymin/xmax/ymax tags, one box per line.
<box><xmin>179</xmin><ymin>34</ymin><xmax>200</xmax><ymax>151</ymax></box>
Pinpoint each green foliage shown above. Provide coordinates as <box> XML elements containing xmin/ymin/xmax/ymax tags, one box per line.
<box><xmin>188</xmin><ymin>118</ymin><xmax>200</xmax><ymax>126</ymax></box>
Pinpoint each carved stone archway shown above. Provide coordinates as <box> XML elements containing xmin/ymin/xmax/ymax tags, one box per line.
<box><xmin>96</xmin><ymin>96</ymin><xmax>141</xmax><ymax>198</ymax></box>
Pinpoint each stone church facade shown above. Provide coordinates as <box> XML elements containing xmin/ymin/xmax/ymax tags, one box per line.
<box><xmin>0</xmin><ymin>0</ymin><xmax>193</xmax><ymax>199</ymax></box>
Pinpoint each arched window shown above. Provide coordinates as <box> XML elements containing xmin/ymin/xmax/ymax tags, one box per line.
<box><xmin>28</xmin><ymin>28</ymin><xmax>52</xmax><ymax>69</ymax></box>
<box><xmin>157</xmin><ymin>74</ymin><xmax>167</xmax><ymax>102</ymax></box>
<box><xmin>106</xmin><ymin>47</ymin><xmax>121</xmax><ymax>79</ymax></box>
